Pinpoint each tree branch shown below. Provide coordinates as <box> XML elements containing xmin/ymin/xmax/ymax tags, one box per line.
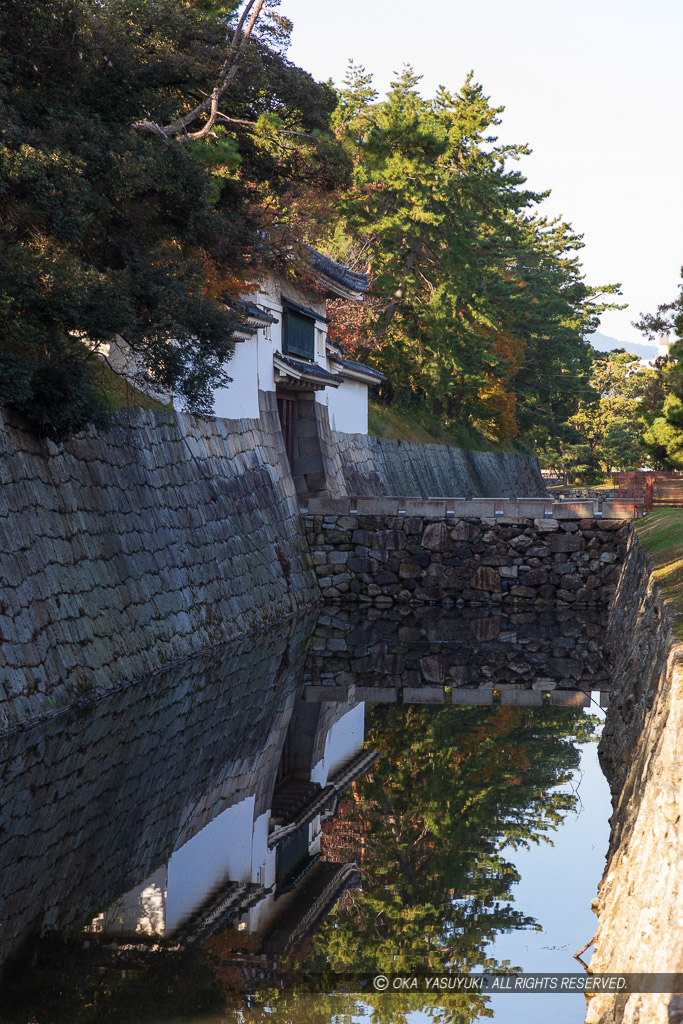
<box><xmin>213</xmin><ymin>112</ymin><xmax>320</xmax><ymax>142</ymax></box>
<box><xmin>132</xmin><ymin>0</ymin><xmax>266</xmax><ymax>142</ymax></box>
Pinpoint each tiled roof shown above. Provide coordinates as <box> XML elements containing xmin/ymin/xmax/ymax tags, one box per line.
<box><xmin>303</xmin><ymin>245</ymin><xmax>369</xmax><ymax>297</ymax></box>
<box><xmin>242</xmin><ymin>301</ymin><xmax>279</xmax><ymax>324</ymax></box>
<box><xmin>274</xmin><ymin>353</ymin><xmax>343</xmax><ymax>386</ymax></box>
<box><xmin>226</xmin><ymin>299</ymin><xmax>279</xmax><ymax>325</ymax></box>
<box><xmin>338</xmin><ymin>357</ymin><xmax>386</xmax><ymax>381</ymax></box>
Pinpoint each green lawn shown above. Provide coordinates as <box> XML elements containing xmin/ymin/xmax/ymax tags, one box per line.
<box><xmin>635</xmin><ymin>509</ymin><xmax>683</xmax><ymax>640</ymax></box>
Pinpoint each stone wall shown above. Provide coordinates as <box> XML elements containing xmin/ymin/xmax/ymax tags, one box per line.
<box><xmin>303</xmin><ymin>606</ymin><xmax>609</xmax><ymax>704</ymax></box>
<box><xmin>0</xmin><ymin>395</ymin><xmax>319</xmax><ymax>731</ymax></box>
<box><xmin>322</xmin><ymin>431</ymin><xmax>546</xmax><ymax>499</ymax></box>
<box><xmin>304</xmin><ymin>513</ymin><xmax>629</xmax><ymax>609</ymax></box>
<box><xmin>586</xmin><ymin>535</ymin><xmax>683</xmax><ymax>1024</ymax></box>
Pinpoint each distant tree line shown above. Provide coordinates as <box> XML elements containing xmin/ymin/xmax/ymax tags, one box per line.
<box><xmin>540</xmin><ymin>346</ymin><xmax>683</xmax><ymax>480</ymax></box>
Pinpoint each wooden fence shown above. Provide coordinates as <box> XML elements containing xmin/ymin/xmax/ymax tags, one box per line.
<box><xmin>613</xmin><ymin>472</ymin><xmax>683</xmax><ymax>515</ymax></box>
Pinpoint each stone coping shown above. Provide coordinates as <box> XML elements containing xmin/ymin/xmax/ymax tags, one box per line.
<box><xmin>305</xmin><ymin>495</ymin><xmax>626</xmax><ymax>520</ymax></box>
<box><xmin>304</xmin><ymin>684</ymin><xmax>601</xmax><ymax>706</ymax></box>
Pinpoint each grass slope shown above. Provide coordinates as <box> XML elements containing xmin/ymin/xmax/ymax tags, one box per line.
<box><xmin>368</xmin><ymin>400</ymin><xmax>524</xmax><ymax>453</ymax></box>
<box><xmin>95</xmin><ymin>362</ymin><xmax>170</xmax><ymax>412</ymax></box>
<box><xmin>635</xmin><ymin>509</ymin><xmax>683</xmax><ymax>640</ymax></box>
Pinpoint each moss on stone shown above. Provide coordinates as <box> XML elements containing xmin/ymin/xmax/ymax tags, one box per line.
<box><xmin>635</xmin><ymin>509</ymin><xmax>683</xmax><ymax>639</ymax></box>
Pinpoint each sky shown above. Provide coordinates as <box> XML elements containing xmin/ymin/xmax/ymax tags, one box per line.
<box><xmin>278</xmin><ymin>0</ymin><xmax>683</xmax><ymax>345</ymax></box>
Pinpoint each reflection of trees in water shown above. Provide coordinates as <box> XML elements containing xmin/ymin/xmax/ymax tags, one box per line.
<box><xmin>238</xmin><ymin>706</ymin><xmax>599</xmax><ymax>1024</ymax></box>
<box><xmin>306</xmin><ymin>704</ymin><xmax>598</xmax><ymax>977</ymax></box>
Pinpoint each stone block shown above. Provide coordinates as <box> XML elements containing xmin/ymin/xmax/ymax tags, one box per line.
<box><xmin>372</xmin><ymin>529</ymin><xmax>406</xmax><ymax>553</ymax></box>
<box><xmin>549</xmin><ymin>534</ymin><xmax>582</xmax><ymax>553</ymax></box>
<box><xmin>328</xmin><ymin>550</ymin><xmax>349</xmax><ymax>565</ymax></box>
<box><xmin>520</xmin><ymin>568</ymin><xmax>549</xmax><ymax>587</ymax></box>
<box><xmin>550</xmin><ymin>690</ymin><xmax>590</xmax><ymax>706</ymax></box>
<box><xmin>500</xmin><ymin>688</ymin><xmax>543</xmax><ymax>706</ymax></box>
<box><xmin>347</xmin><ymin>556</ymin><xmax>377</xmax><ymax>573</ymax></box>
<box><xmin>404</xmin><ymin>499</ymin><xmax>447</xmax><ymax>517</ymax></box>
<box><xmin>533</xmin><ymin>518</ymin><xmax>559</xmax><ymax>532</ymax></box>
<box><xmin>552</xmin><ymin>502</ymin><xmax>594</xmax><ymax>519</ymax></box>
<box><xmin>450</xmin><ymin>520</ymin><xmax>479</xmax><ymax>542</ymax></box>
<box><xmin>304</xmin><ymin>683</ymin><xmax>356</xmax><ymax>702</ymax></box>
<box><xmin>355</xmin><ymin>686</ymin><xmax>398</xmax><ymax>702</ymax></box>
<box><xmin>306</xmin><ymin>498</ymin><xmax>350</xmax><ymax>515</ymax></box>
<box><xmin>532</xmin><ymin>677</ymin><xmax>557</xmax><ymax>690</ymax></box>
<box><xmin>399</xmin><ymin>562</ymin><xmax>423</xmax><ymax>579</ymax></box>
<box><xmin>469</xmin><ymin>616</ymin><xmax>501</xmax><ymax>640</ymax></box>
<box><xmin>421</xmin><ymin>522</ymin><xmax>450</xmax><ymax>551</ymax></box>
<box><xmin>412</xmin><ymin>587</ymin><xmax>444</xmax><ymax>603</ymax></box>
<box><xmin>403</xmin><ymin>686</ymin><xmax>445</xmax><ymax>703</ymax></box>
<box><xmin>451</xmin><ymin>687</ymin><xmax>494</xmax><ymax>704</ymax></box>
<box><xmin>355</xmin><ymin>497</ymin><xmax>401</xmax><ymax>515</ymax></box>
<box><xmin>549</xmin><ymin>656</ymin><xmax>580</xmax><ymax>677</ymax></box>
<box><xmin>470</xmin><ymin>566</ymin><xmax>502</xmax><ymax>593</ymax></box>
<box><xmin>448</xmin><ymin>665</ymin><xmax>470</xmax><ymax>685</ymax></box>
<box><xmin>504</xmin><ymin>500</ymin><xmax>552</xmax><ymax>517</ymax></box>
<box><xmin>419</xmin><ymin>654</ymin><xmax>447</xmax><ymax>683</ymax></box>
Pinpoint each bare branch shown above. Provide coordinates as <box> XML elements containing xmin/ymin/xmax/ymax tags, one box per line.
<box><xmin>132</xmin><ymin>0</ymin><xmax>266</xmax><ymax>141</ymax></box>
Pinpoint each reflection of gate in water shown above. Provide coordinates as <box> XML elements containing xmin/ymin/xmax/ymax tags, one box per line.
<box><xmin>613</xmin><ymin>472</ymin><xmax>683</xmax><ymax>515</ymax></box>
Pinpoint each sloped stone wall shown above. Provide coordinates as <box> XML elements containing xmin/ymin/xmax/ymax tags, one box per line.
<box><xmin>325</xmin><ymin>431</ymin><xmax>546</xmax><ymax>499</ymax></box>
<box><xmin>0</xmin><ymin>395</ymin><xmax>319</xmax><ymax>731</ymax></box>
<box><xmin>586</xmin><ymin>535</ymin><xmax>683</xmax><ymax>1024</ymax></box>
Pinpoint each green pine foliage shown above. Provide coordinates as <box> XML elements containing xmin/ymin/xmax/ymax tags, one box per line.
<box><xmin>320</xmin><ymin>62</ymin><xmax>621</xmax><ymax>447</ymax></box>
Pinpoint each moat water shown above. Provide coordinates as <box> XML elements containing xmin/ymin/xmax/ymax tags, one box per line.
<box><xmin>0</xmin><ymin>607</ymin><xmax>611</xmax><ymax>1023</ymax></box>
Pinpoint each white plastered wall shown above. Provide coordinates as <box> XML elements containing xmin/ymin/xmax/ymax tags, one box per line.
<box><xmin>165</xmin><ymin>795</ymin><xmax>255</xmax><ymax>932</ymax></box>
<box><xmin>326</xmin><ymin>377</ymin><xmax>369</xmax><ymax>433</ymax></box>
<box><xmin>310</xmin><ymin>703</ymin><xmax>365</xmax><ymax>787</ymax></box>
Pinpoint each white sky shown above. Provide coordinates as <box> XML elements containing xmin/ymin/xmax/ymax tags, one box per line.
<box><xmin>279</xmin><ymin>0</ymin><xmax>683</xmax><ymax>345</ymax></box>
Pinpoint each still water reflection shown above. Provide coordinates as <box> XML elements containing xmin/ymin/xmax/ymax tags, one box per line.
<box><xmin>0</xmin><ymin>607</ymin><xmax>610</xmax><ymax>1023</ymax></box>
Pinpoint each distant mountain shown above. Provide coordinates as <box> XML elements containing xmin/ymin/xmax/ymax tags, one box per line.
<box><xmin>587</xmin><ymin>330</ymin><xmax>658</xmax><ymax>362</ymax></box>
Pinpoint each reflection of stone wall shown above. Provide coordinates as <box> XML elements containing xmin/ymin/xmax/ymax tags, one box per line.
<box><xmin>305</xmin><ymin>606</ymin><xmax>609</xmax><ymax>699</ymax></box>
<box><xmin>0</xmin><ymin>616</ymin><xmax>316</xmax><ymax>975</ymax></box>
<box><xmin>0</xmin><ymin>396</ymin><xmax>319</xmax><ymax>730</ymax></box>
<box><xmin>304</xmin><ymin>513</ymin><xmax>629</xmax><ymax>608</ymax></box>
<box><xmin>587</xmin><ymin>535</ymin><xmax>683</xmax><ymax>1024</ymax></box>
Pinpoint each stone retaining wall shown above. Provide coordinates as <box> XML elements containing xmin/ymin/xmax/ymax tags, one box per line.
<box><xmin>304</xmin><ymin>513</ymin><xmax>629</xmax><ymax>609</ymax></box>
<box><xmin>320</xmin><ymin>430</ymin><xmax>546</xmax><ymax>500</ymax></box>
<box><xmin>0</xmin><ymin>396</ymin><xmax>319</xmax><ymax>731</ymax></box>
<box><xmin>303</xmin><ymin>606</ymin><xmax>609</xmax><ymax>704</ymax></box>
<box><xmin>586</xmin><ymin>535</ymin><xmax>683</xmax><ymax>1024</ymax></box>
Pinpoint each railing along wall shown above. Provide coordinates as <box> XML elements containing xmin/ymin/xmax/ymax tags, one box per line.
<box><xmin>305</xmin><ymin>495</ymin><xmax>627</xmax><ymax>520</ymax></box>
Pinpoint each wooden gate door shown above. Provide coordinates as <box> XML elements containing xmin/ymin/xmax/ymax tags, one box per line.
<box><xmin>277</xmin><ymin>395</ymin><xmax>296</xmax><ymax>468</ymax></box>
